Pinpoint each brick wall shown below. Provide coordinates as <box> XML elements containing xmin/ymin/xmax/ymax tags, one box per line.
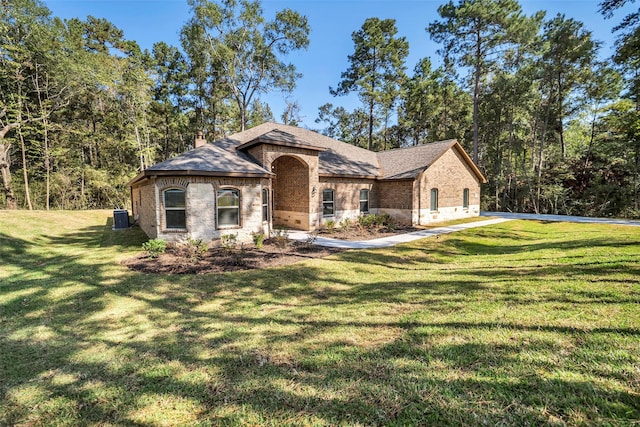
<box><xmin>418</xmin><ymin>146</ymin><xmax>481</xmax><ymax>224</ymax></box>
<box><xmin>317</xmin><ymin>177</ymin><xmax>375</xmax><ymax>226</ymax></box>
<box><xmin>132</xmin><ymin>182</ymin><xmax>157</xmax><ymax>238</ymax></box>
<box><xmin>131</xmin><ymin>143</ymin><xmax>483</xmax><ymax>238</ymax></box>
<box><xmin>375</xmin><ymin>180</ymin><xmax>414</xmax><ymax>225</ymax></box>
<box><xmin>273</xmin><ymin>156</ymin><xmax>308</xmax><ymax>212</ymax></box>
<box><xmin>133</xmin><ymin>176</ymin><xmax>270</xmax><ymax>244</ymax></box>
<box><xmin>247</xmin><ymin>144</ymin><xmax>320</xmax><ymax>230</ymax></box>
<box><xmin>376</xmin><ymin>180</ymin><xmax>414</xmax><ymax>210</ymax></box>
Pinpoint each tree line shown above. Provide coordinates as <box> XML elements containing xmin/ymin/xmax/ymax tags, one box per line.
<box><xmin>1</xmin><ymin>0</ymin><xmax>639</xmax><ymax>218</ymax></box>
<box><xmin>0</xmin><ymin>0</ymin><xmax>308</xmax><ymax>210</ymax></box>
<box><xmin>320</xmin><ymin>0</ymin><xmax>639</xmax><ymax>217</ymax></box>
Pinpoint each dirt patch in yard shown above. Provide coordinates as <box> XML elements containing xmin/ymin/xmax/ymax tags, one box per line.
<box><xmin>122</xmin><ymin>238</ymin><xmax>346</xmax><ymax>274</ymax></box>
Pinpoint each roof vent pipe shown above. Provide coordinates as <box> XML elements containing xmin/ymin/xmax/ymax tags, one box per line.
<box><xmin>195</xmin><ymin>131</ymin><xmax>206</xmax><ymax>148</ymax></box>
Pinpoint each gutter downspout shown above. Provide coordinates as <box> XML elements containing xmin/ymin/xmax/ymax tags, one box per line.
<box><xmin>153</xmin><ymin>178</ymin><xmax>160</xmax><ymax>238</ymax></box>
<box><xmin>416</xmin><ymin>171</ymin><xmax>422</xmax><ymax>226</ymax></box>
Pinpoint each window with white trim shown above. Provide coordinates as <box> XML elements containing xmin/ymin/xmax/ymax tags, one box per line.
<box><xmin>164</xmin><ymin>188</ymin><xmax>186</xmax><ymax>229</ymax></box>
<box><xmin>430</xmin><ymin>188</ymin><xmax>439</xmax><ymax>211</ymax></box>
<box><xmin>217</xmin><ymin>188</ymin><xmax>240</xmax><ymax>227</ymax></box>
<box><xmin>322</xmin><ymin>189</ymin><xmax>334</xmax><ymax>216</ymax></box>
<box><xmin>262</xmin><ymin>188</ymin><xmax>269</xmax><ymax>222</ymax></box>
<box><xmin>359</xmin><ymin>189</ymin><xmax>369</xmax><ymax>213</ymax></box>
<box><xmin>463</xmin><ymin>188</ymin><xmax>469</xmax><ymax>209</ymax></box>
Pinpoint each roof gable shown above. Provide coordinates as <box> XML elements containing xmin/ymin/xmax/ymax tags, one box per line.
<box><xmin>237</xmin><ymin>129</ymin><xmax>325</xmax><ymax>152</ymax></box>
<box><xmin>376</xmin><ymin>140</ymin><xmax>486</xmax><ymax>183</ymax></box>
<box><xmin>220</xmin><ymin>122</ymin><xmax>381</xmax><ymax>178</ymax></box>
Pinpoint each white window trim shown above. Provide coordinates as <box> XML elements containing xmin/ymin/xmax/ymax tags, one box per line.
<box><xmin>163</xmin><ymin>188</ymin><xmax>187</xmax><ymax>230</ymax></box>
<box><xmin>262</xmin><ymin>188</ymin><xmax>269</xmax><ymax>222</ymax></box>
<box><xmin>217</xmin><ymin>188</ymin><xmax>241</xmax><ymax>229</ymax></box>
<box><xmin>322</xmin><ymin>189</ymin><xmax>335</xmax><ymax>217</ymax></box>
<box><xmin>359</xmin><ymin>189</ymin><xmax>370</xmax><ymax>213</ymax></box>
<box><xmin>430</xmin><ymin>188</ymin><xmax>439</xmax><ymax>212</ymax></box>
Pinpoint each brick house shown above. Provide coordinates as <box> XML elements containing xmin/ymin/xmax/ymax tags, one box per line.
<box><xmin>128</xmin><ymin>122</ymin><xmax>486</xmax><ymax>243</ymax></box>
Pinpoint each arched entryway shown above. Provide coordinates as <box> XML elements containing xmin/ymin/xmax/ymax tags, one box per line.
<box><xmin>271</xmin><ymin>155</ymin><xmax>310</xmax><ymax>230</ymax></box>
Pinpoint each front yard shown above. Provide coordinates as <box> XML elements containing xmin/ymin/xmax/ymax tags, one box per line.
<box><xmin>1</xmin><ymin>210</ymin><xmax>638</xmax><ymax>425</ymax></box>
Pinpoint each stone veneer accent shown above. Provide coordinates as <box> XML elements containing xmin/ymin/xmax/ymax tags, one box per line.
<box><xmin>132</xmin><ymin>176</ymin><xmax>270</xmax><ymax>244</ymax></box>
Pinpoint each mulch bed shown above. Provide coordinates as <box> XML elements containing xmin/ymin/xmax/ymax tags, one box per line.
<box><xmin>122</xmin><ymin>226</ymin><xmax>419</xmax><ymax>274</ymax></box>
<box><xmin>122</xmin><ymin>239</ymin><xmax>346</xmax><ymax>274</ymax></box>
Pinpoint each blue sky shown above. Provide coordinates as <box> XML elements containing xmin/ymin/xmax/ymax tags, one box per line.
<box><xmin>44</xmin><ymin>0</ymin><xmax>636</xmax><ymax>129</ymax></box>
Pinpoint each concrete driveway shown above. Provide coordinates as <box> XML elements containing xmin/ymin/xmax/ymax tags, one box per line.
<box><xmin>482</xmin><ymin>212</ymin><xmax>640</xmax><ymax>227</ymax></box>
<box><xmin>288</xmin><ymin>212</ymin><xmax>640</xmax><ymax>249</ymax></box>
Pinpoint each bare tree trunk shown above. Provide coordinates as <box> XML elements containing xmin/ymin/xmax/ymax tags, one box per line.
<box><xmin>80</xmin><ymin>146</ymin><xmax>86</xmax><ymax>206</ymax></box>
<box><xmin>0</xmin><ymin>144</ymin><xmax>17</xmax><ymax>209</ymax></box>
<box><xmin>0</xmin><ymin>123</ymin><xmax>20</xmax><ymax>209</ymax></box>
<box><xmin>557</xmin><ymin>77</ymin><xmax>566</xmax><ymax>159</ymax></box>
<box><xmin>472</xmin><ymin>30</ymin><xmax>482</xmax><ymax>164</ymax></box>
<box><xmin>634</xmin><ymin>146</ymin><xmax>639</xmax><ymax>212</ymax></box>
<box><xmin>44</xmin><ymin>118</ymin><xmax>50</xmax><ymax>210</ymax></box>
<box><xmin>134</xmin><ymin>124</ymin><xmax>145</xmax><ymax>171</ymax></box>
<box><xmin>18</xmin><ymin>127</ymin><xmax>33</xmax><ymax>210</ymax></box>
<box><xmin>368</xmin><ymin>47</ymin><xmax>377</xmax><ymax>152</ymax></box>
<box><xmin>368</xmin><ymin>99</ymin><xmax>374</xmax><ymax>151</ymax></box>
<box><xmin>536</xmin><ymin>94</ymin><xmax>552</xmax><ymax>214</ymax></box>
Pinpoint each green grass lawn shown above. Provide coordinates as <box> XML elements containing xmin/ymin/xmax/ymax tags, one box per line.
<box><xmin>1</xmin><ymin>210</ymin><xmax>639</xmax><ymax>426</ymax></box>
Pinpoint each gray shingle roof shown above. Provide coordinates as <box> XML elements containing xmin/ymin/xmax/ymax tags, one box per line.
<box><xmin>136</xmin><ymin>141</ymin><xmax>271</xmax><ymax>178</ymax></box>
<box><xmin>237</xmin><ymin>129</ymin><xmax>326</xmax><ymax>152</ymax></box>
<box><xmin>220</xmin><ymin>123</ymin><xmax>381</xmax><ymax>177</ymax></box>
<box><xmin>377</xmin><ymin>139</ymin><xmax>457</xmax><ymax>180</ymax></box>
<box><xmin>128</xmin><ymin>122</ymin><xmax>485</xmax><ymax>186</ymax></box>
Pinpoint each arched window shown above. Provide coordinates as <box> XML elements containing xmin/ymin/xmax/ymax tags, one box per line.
<box><xmin>217</xmin><ymin>188</ymin><xmax>240</xmax><ymax>227</ymax></box>
<box><xmin>359</xmin><ymin>189</ymin><xmax>370</xmax><ymax>213</ymax></box>
<box><xmin>163</xmin><ymin>188</ymin><xmax>186</xmax><ymax>229</ymax></box>
<box><xmin>322</xmin><ymin>189</ymin><xmax>334</xmax><ymax>216</ymax></box>
<box><xmin>430</xmin><ymin>188</ymin><xmax>439</xmax><ymax>211</ymax></box>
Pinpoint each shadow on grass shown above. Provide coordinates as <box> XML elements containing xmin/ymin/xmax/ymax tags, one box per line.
<box><xmin>1</xmin><ymin>216</ymin><xmax>639</xmax><ymax>425</ymax></box>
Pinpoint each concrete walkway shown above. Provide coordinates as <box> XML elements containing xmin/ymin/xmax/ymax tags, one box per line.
<box><xmin>287</xmin><ymin>217</ymin><xmax>513</xmax><ymax>249</ymax></box>
<box><xmin>288</xmin><ymin>212</ymin><xmax>640</xmax><ymax>249</ymax></box>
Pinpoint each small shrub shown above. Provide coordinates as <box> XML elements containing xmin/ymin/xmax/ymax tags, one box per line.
<box><xmin>324</xmin><ymin>219</ymin><xmax>336</xmax><ymax>232</ymax></box>
<box><xmin>232</xmin><ymin>243</ymin><xmax>248</xmax><ymax>266</ymax></box>
<box><xmin>142</xmin><ymin>238</ymin><xmax>166</xmax><ymax>259</ymax></box>
<box><xmin>180</xmin><ymin>238</ymin><xmax>208</xmax><ymax>262</ymax></box>
<box><xmin>252</xmin><ymin>231</ymin><xmax>265</xmax><ymax>249</ymax></box>
<box><xmin>378</xmin><ymin>213</ymin><xmax>393</xmax><ymax>226</ymax></box>
<box><xmin>340</xmin><ymin>217</ymin><xmax>353</xmax><ymax>231</ymax></box>
<box><xmin>357</xmin><ymin>214</ymin><xmax>376</xmax><ymax>230</ymax></box>
<box><xmin>221</xmin><ymin>233</ymin><xmax>238</xmax><ymax>252</ymax></box>
<box><xmin>376</xmin><ymin>213</ymin><xmax>395</xmax><ymax>231</ymax></box>
<box><xmin>304</xmin><ymin>231</ymin><xmax>318</xmax><ymax>248</ymax></box>
<box><xmin>272</xmin><ymin>227</ymin><xmax>290</xmax><ymax>251</ymax></box>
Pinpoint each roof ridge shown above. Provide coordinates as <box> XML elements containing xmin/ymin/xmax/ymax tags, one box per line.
<box><xmin>377</xmin><ymin>139</ymin><xmax>458</xmax><ymax>155</ymax></box>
